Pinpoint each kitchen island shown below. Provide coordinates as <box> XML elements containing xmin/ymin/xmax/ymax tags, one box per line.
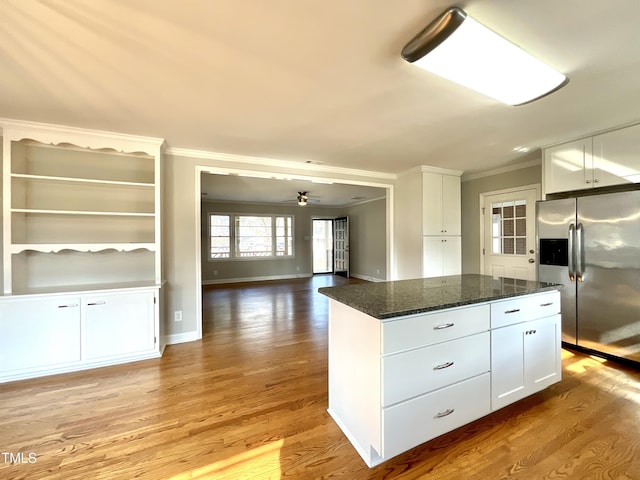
<box><xmin>318</xmin><ymin>274</ymin><xmax>562</xmax><ymax>467</ymax></box>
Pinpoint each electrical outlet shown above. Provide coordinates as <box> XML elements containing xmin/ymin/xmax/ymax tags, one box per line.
<box><xmin>213</xmin><ymin>269</ymin><xmax>218</xmax><ymax>276</ymax></box>
<box><xmin>174</xmin><ymin>311</ymin><xmax>183</xmax><ymax>322</ymax></box>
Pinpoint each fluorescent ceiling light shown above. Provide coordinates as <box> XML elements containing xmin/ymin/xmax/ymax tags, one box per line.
<box><xmin>401</xmin><ymin>7</ymin><xmax>568</xmax><ymax>105</ymax></box>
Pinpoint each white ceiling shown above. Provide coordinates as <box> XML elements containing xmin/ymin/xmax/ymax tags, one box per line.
<box><xmin>2</xmin><ymin>1</ymin><xmax>640</xmax><ymax>176</ymax></box>
<box><xmin>201</xmin><ymin>173</ymin><xmax>386</xmax><ymax>207</ymax></box>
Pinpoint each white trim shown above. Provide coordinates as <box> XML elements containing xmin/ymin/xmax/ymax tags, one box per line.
<box><xmin>478</xmin><ymin>183</ymin><xmax>541</xmax><ymax>275</ymax></box>
<box><xmin>350</xmin><ymin>273</ymin><xmax>385</xmax><ymax>283</ymax></box>
<box><xmin>169</xmin><ymin>146</ymin><xmax>396</xmax><ymax>180</ymax></box>
<box><xmin>202</xmin><ymin>273</ymin><xmax>313</xmax><ymax>285</ymax></box>
<box><xmin>462</xmin><ymin>158</ymin><xmax>541</xmax><ymax>182</ymax></box>
<box><xmin>398</xmin><ymin>165</ymin><xmax>464</xmax><ymax>177</ymax></box>
<box><xmin>163</xmin><ymin>331</ymin><xmax>200</xmax><ymax>345</ymax></box>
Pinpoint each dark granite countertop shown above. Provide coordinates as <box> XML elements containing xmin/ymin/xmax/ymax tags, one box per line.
<box><xmin>318</xmin><ymin>274</ymin><xmax>561</xmax><ymax>320</ymax></box>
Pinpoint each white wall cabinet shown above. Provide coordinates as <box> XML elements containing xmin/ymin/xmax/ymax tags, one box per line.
<box><xmin>422</xmin><ymin>236</ymin><xmax>461</xmax><ymax>278</ymax></box>
<box><xmin>422</xmin><ymin>172</ymin><xmax>461</xmax><ymax>236</ymax></box>
<box><xmin>327</xmin><ymin>289</ymin><xmax>561</xmax><ymax>467</ymax></box>
<box><xmin>422</xmin><ymin>171</ymin><xmax>461</xmax><ymax>278</ymax></box>
<box><xmin>544</xmin><ymin>123</ymin><xmax>640</xmax><ymax>195</ymax></box>
<box><xmin>0</xmin><ymin>118</ymin><xmax>164</xmax><ymax>382</ymax></box>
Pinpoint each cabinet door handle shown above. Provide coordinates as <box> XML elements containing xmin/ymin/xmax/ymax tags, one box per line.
<box><xmin>434</xmin><ymin>361</ymin><xmax>454</xmax><ymax>370</ymax></box>
<box><xmin>58</xmin><ymin>303</ymin><xmax>79</xmax><ymax>308</ymax></box>
<box><xmin>435</xmin><ymin>408</ymin><xmax>455</xmax><ymax>418</ymax></box>
<box><xmin>540</xmin><ymin>302</ymin><xmax>553</xmax><ymax>307</ymax></box>
<box><xmin>505</xmin><ymin>308</ymin><xmax>520</xmax><ymax>314</ymax></box>
<box><xmin>433</xmin><ymin>323</ymin><xmax>454</xmax><ymax>330</ymax></box>
<box><xmin>87</xmin><ymin>301</ymin><xmax>106</xmax><ymax>306</ymax></box>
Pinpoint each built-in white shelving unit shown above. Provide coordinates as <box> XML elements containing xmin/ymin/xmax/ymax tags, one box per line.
<box><xmin>0</xmin><ymin>118</ymin><xmax>165</xmax><ymax>383</ymax></box>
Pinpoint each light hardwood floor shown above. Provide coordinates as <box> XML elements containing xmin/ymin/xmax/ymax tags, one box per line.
<box><xmin>1</xmin><ymin>275</ymin><xmax>639</xmax><ymax>479</ymax></box>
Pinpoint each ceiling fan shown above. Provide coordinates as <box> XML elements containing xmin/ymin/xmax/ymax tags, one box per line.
<box><xmin>281</xmin><ymin>191</ymin><xmax>318</xmax><ymax>206</ymax></box>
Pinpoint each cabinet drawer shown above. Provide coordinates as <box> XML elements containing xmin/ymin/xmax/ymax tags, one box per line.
<box><xmin>382</xmin><ymin>332</ymin><xmax>489</xmax><ymax>406</ymax></box>
<box><xmin>491</xmin><ymin>291</ymin><xmax>560</xmax><ymax>329</ymax></box>
<box><xmin>382</xmin><ymin>304</ymin><xmax>489</xmax><ymax>354</ymax></box>
<box><xmin>382</xmin><ymin>373</ymin><xmax>490</xmax><ymax>460</ymax></box>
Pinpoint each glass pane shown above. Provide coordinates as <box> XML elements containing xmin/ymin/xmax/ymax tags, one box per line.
<box><xmin>210</xmin><ymin>226</ymin><xmax>229</xmax><ymax>237</ymax></box>
<box><xmin>210</xmin><ymin>215</ymin><xmax>229</xmax><ymax>226</ymax></box>
<box><xmin>492</xmin><ymin>238</ymin><xmax>502</xmax><ymax>254</ymax></box>
<box><xmin>492</xmin><ymin>214</ymin><xmax>501</xmax><ymax>236</ymax></box>
<box><xmin>503</xmin><ymin>238</ymin><xmax>514</xmax><ymax>254</ymax></box>
<box><xmin>516</xmin><ymin>218</ymin><xmax>526</xmax><ymax>236</ymax></box>
<box><xmin>503</xmin><ymin>203</ymin><xmax>514</xmax><ymax>218</ymax></box>
<box><xmin>515</xmin><ymin>203</ymin><xmax>526</xmax><ymax>218</ymax></box>
<box><xmin>516</xmin><ymin>238</ymin><xmax>527</xmax><ymax>255</ymax></box>
<box><xmin>503</xmin><ymin>219</ymin><xmax>514</xmax><ymax>236</ymax></box>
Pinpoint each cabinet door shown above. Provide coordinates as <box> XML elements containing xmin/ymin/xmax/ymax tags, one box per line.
<box><xmin>592</xmin><ymin>124</ymin><xmax>640</xmax><ymax>187</ymax></box>
<box><xmin>84</xmin><ymin>291</ymin><xmax>156</xmax><ymax>360</ymax></box>
<box><xmin>441</xmin><ymin>175</ymin><xmax>461</xmax><ymax>235</ymax></box>
<box><xmin>491</xmin><ymin>314</ymin><xmax>562</xmax><ymax>411</ymax></box>
<box><xmin>442</xmin><ymin>236</ymin><xmax>461</xmax><ymax>275</ymax></box>
<box><xmin>524</xmin><ymin>315</ymin><xmax>561</xmax><ymax>392</ymax></box>
<box><xmin>491</xmin><ymin>322</ymin><xmax>526</xmax><ymax>410</ymax></box>
<box><xmin>422</xmin><ymin>236</ymin><xmax>444</xmax><ymax>278</ymax></box>
<box><xmin>544</xmin><ymin>138</ymin><xmax>593</xmax><ymax>193</ymax></box>
<box><xmin>0</xmin><ymin>297</ymin><xmax>81</xmax><ymax>372</ymax></box>
<box><xmin>422</xmin><ymin>173</ymin><xmax>444</xmax><ymax>235</ymax></box>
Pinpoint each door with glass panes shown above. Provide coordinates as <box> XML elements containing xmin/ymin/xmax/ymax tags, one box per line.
<box><xmin>483</xmin><ymin>188</ymin><xmax>537</xmax><ymax>280</ymax></box>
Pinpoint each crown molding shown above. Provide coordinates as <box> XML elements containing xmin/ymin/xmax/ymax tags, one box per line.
<box><xmin>167</xmin><ymin>147</ymin><xmax>396</xmax><ymax>181</ymax></box>
<box><xmin>461</xmin><ymin>158</ymin><xmax>541</xmax><ymax>182</ymax></box>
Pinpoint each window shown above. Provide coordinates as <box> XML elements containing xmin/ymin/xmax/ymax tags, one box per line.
<box><xmin>491</xmin><ymin>200</ymin><xmax>527</xmax><ymax>255</ymax></box>
<box><xmin>209</xmin><ymin>213</ymin><xmax>294</xmax><ymax>260</ymax></box>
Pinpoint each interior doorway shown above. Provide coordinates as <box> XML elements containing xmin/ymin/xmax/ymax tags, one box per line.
<box><xmin>312</xmin><ymin>219</ymin><xmax>333</xmax><ymax>274</ymax></box>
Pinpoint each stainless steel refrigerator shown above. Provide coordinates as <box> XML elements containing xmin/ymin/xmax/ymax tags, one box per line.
<box><xmin>536</xmin><ymin>190</ymin><xmax>640</xmax><ymax>362</ymax></box>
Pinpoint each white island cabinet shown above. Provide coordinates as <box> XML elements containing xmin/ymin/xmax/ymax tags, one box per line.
<box><xmin>320</xmin><ymin>275</ymin><xmax>561</xmax><ymax>468</ymax></box>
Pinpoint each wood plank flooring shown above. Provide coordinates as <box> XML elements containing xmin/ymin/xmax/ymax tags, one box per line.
<box><xmin>1</xmin><ymin>275</ymin><xmax>639</xmax><ymax>479</ymax></box>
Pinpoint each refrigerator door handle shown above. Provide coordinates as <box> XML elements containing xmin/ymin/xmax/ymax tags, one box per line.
<box><xmin>568</xmin><ymin>223</ymin><xmax>576</xmax><ymax>282</ymax></box>
<box><xmin>576</xmin><ymin>223</ymin><xmax>585</xmax><ymax>282</ymax></box>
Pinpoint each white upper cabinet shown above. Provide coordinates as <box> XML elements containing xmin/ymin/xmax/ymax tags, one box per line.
<box><xmin>544</xmin><ymin>138</ymin><xmax>593</xmax><ymax>194</ymax></box>
<box><xmin>422</xmin><ymin>173</ymin><xmax>461</xmax><ymax>236</ymax></box>
<box><xmin>592</xmin><ymin>123</ymin><xmax>640</xmax><ymax>187</ymax></box>
<box><xmin>544</xmin><ymin>123</ymin><xmax>640</xmax><ymax>195</ymax></box>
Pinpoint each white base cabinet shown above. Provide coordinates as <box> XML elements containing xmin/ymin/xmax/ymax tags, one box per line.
<box><xmin>327</xmin><ymin>290</ymin><xmax>561</xmax><ymax>467</ymax></box>
<box><xmin>0</xmin><ymin>285</ymin><xmax>161</xmax><ymax>383</ymax></box>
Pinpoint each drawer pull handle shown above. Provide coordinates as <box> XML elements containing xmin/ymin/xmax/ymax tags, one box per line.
<box><xmin>435</xmin><ymin>408</ymin><xmax>455</xmax><ymax>418</ymax></box>
<box><xmin>434</xmin><ymin>361</ymin><xmax>454</xmax><ymax>370</ymax></box>
<box><xmin>58</xmin><ymin>303</ymin><xmax>78</xmax><ymax>308</ymax></box>
<box><xmin>87</xmin><ymin>301</ymin><xmax>106</xmax><ymax>306</ymax></box>
<box><xmin>540</xmin><ymin>302</ymin><xmax>553</xmax><ymax>307</ymax></box>
<box><xmin>505</xmin><ymin>308</ymin><xmax>520</xmax><ymax>314</ymax></box>
<box><xmin>434</xmin><ymin>323</ymin><xmax>454</xmax><ymax>330</ymax></box>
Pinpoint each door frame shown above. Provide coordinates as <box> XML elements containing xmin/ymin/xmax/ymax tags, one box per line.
<box><xmin>195</xmin><ymin>165</ymin><xmax>394</xmax><ymax>341</ymax></box>
<box><xmin>311</xmin><ymin>217</ymin><xmax>334</xmax><ymax>274</ymax></box>
<box><xmin>479</xmin><ymin>183</ymin><xmax>541</xmax><ymax>276</ymax></box>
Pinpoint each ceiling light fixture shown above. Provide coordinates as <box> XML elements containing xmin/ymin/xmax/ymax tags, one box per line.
<box><xmin>401</xmin><ymin>7</ymin><xmax>568</xmax><ymax>105</ymax></box>
<box><xmin>297</xmin><ymin>192</ymin><xmax>308</xmax><ymax>206</ymax></box>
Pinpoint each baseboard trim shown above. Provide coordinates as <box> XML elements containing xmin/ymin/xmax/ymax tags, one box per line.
<box><xmin>350</xmin><ymin>273</ymin><xmax>385</xmax><ymax>283</ymax></box>
<box><xmin>202</xmin><ymin>273</ymin><xmax>313</xmax><ymax>285</ymax></box>
<box><xmin>163</xmin><ymin>331</ymin><xmax>200</xmax><ymax>345</ymax></box>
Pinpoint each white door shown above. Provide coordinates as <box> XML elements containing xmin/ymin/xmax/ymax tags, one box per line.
<box><xmin>483</xmin><ymin>188</ymin><xmax>537</xmax><ymax>280</ymax></box>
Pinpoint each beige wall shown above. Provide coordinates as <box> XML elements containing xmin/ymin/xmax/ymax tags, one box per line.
<box><xmin>393</xmin><ymin>169</ymin><xmax>423</xmax><ymax>279</ymax></box>
<box><xmin>461</xmin><ymin>160</ymin><xmax>542</xmax><ymax>274</ymax></box>
<box><xmin>344</xmin><ymin>198</ymin><xmax>387</xmax><ymax>281</ymax></box>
